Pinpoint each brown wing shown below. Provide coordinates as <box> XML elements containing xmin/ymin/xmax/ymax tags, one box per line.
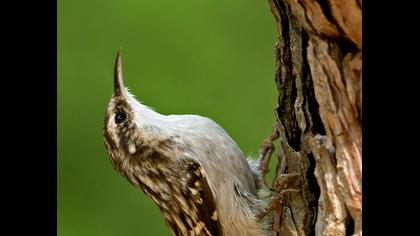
<box><xmin>138</xmin><ymin>157</ymin><xmax>224</xmax><ymax>236</ymax></box>
<box><xmin>183</xmin><ymin>160</ymin><xmax>223</xmax><ymax>236</ymax></box>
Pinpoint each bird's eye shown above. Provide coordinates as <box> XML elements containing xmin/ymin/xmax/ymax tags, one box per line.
<box><xmin>115</xmin><ymin>112</ymin><xmax>127</xmax><ymax>124</ymax></box>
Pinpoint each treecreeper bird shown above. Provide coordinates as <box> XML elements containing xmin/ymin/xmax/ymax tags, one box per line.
<box><xmin>103</xmin><ymin>50</ymin><xmax>269</xmax><ymax>236</ymax></box>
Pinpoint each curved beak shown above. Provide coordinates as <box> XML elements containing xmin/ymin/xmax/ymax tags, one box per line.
<box><xmin>114</xmin><ymin>49</ymin><xmax>126</xmax><ymax>97</ymax></box>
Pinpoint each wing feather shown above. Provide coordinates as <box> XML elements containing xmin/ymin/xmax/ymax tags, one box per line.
<box><xmin>183</xmin><ymin>160</ymin><xmax>223</xmax><ymax>236</ymax></box>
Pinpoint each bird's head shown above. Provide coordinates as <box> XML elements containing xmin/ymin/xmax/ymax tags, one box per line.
<box><xmin>103</xmin><ymin>50</ymin><xmax>165</xmax><ymax>169</ymax></box>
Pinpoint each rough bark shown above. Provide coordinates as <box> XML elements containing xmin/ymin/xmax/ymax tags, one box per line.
<box><xmin>259</xmin><ymin>0</ymin><xmax>361</xmax><ymax>235</ymax></box>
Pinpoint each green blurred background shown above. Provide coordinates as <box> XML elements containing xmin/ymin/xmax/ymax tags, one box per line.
<box><xmin>58</xmin><ymin>0</ymin><xmax>277</xmax><ymax>235</ymax></box>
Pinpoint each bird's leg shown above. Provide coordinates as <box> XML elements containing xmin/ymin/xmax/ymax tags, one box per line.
<box><xmin>256</xmin><ymin>173</ymin><xmax>300</xmax><ymax>232</ymax></box>
<box><xmin>258</xmin><ymin>123</ymin><xmax>280</xmax><ymax>187</ymax></box>
<box><xmin>273</xmin><ymin>173</ymin><xmax>299</xmax><ymax>189</ymax></box>
<box><xmin>272</xmin><ymin>188</ymin><xmax>300</xmax><ymax>232</ymax></box>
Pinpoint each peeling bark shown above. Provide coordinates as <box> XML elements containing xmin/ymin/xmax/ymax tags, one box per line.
<box><xmin>259</xmin><ymin>0</ymin><xmax>361</xmax><ymax>235</ymax></box>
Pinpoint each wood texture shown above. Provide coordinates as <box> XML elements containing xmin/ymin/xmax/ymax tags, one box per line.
<box><xmin>261</xmin><ymin>0</ymin><xmax>361</xmax><ymax>235</ymax></box>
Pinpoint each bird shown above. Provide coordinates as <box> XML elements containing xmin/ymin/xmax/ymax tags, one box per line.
<box><xmin>103</xmin><ymin>50</ymin><xmax>269</xmax><ymax>236</ymax></box>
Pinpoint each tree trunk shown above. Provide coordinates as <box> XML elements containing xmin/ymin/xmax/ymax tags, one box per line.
<box><xmin>259</xmin><ymin>0</ymin><xmax>361</xmax><ymax>235</ymax></box>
